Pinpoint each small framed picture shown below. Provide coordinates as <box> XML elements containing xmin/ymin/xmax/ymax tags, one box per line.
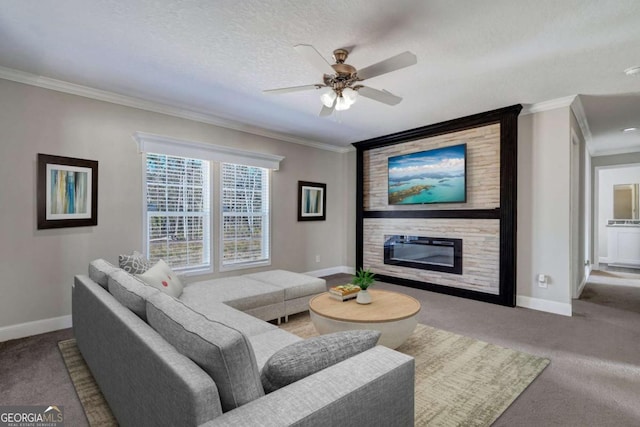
<box><xmin>298</xmin><ymin>181</ymin><xmax>326</xmax><ymax>221</ymax></box>
<box><xmin>37</xmin><ymin>154</ymin><xmax>98</xmax><ymax>229</ymax></box>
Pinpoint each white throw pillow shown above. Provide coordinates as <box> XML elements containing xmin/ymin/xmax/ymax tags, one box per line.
<box><xmin>136</xmin><ymin>259</ymin><xmax>184</xmax><ymax>298</ymax></box>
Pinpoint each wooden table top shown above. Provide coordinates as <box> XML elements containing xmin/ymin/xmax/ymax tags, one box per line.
<box><xmin>309</xmin><ymin>289</ymin><xmax>421</xmax><ymax>323</ymax></box>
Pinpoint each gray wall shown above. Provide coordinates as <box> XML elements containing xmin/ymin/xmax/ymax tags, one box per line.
<box><xmin>517</xmin><ymin>107</ymin><xmax>572</xmax><ymax>311</ymax></box>
<box><xmin>0</xmin><ymin>79</ymin><xmax>353</xmax><ymax>329</ymax></box>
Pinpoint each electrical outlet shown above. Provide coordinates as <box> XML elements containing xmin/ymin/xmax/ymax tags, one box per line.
<box><xmin>315</xmin><ymin>255</ymin><xmax>321</xmax><ymax>263</ymax></box>
<box><xmin>537</xmin><ymin>274</ymin><xmax>548</xmax><ymax>288</ymax></box>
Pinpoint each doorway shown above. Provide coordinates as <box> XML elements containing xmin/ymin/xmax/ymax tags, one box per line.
<box><xmin>593</xmin><ymin>163</ymin><xmax>640</xmax><ymax>275</ymax></box>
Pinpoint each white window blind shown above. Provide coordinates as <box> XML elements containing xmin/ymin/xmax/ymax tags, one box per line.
<box><xmin>221</xmin><ymin>163</ymin><xmax>270</xmax><ymax>268</ymax></box>
<box><xmin>145</xmin><ymin>153</ymin><xmax>211</xmax><ymax>271</ymax></box>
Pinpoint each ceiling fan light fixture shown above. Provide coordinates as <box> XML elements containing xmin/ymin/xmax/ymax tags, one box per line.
<box><xmin>335</xmin><ymin>95</ymin><xmax>350</xmax><ymax>111</ymax></box>
<box><xmin>320</xmin><ymin>89</ymin><xmax>337</xmax><ymax>107</ymax></box>
<box><xmin>342</xmin><ymin>87</ymin><xmax>358</xmax><ymax>105</ymax></box>
<box><xmin>264</xmin><ymin>44</ymin><xmax>417</xmax><ymax>116</ymax></box>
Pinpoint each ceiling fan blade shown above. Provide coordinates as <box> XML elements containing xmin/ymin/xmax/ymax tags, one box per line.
<box><xmin>294</xmin><ymin>44</ymin><xmax>336</xmax><ymax>75</ymax></box>
<box><xmin>357</xmin><ymin>86</ymin><xmax>403</xmax><ymax>105</ymax></box>
<box><xmin>263</xmin><ymin>84</ymin><xmax>323</xmax><ymax>94</ymax></box>
<box><xmin>357</xmin><ymin>51</ymin><xmax>417</xmax><ymax>80</ymax></box>
<box><xmin>319</xmin><ymin>98</ymin><xmax>336</xmax><ymax>117</ymax></box>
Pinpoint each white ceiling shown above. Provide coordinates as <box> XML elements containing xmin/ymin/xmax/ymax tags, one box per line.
<box><xmin>1</xmin><ymin>0</ymin><xmax>639</xmax><ymax>154</ymax></box>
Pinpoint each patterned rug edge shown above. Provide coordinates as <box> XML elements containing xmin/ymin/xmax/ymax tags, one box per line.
<box><xmin>58</xmin><ymin>340</ymin><xmax>118</xmax><ymax>427</ymax></box>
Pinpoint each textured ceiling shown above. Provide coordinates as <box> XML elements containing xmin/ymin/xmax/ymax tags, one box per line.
<box><xmin>0</xmin><ymin>0</ymin><xmax>639</xmax><ymax>154</ymax></box>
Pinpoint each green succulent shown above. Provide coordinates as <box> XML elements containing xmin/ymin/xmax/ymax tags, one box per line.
<box><xmin>351</xmin><ymin>268</ymin><xmax>376</xmax><ymax>290</ymax></box>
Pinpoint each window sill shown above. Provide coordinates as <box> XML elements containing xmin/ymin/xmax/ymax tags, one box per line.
<box><xmin>219</xmin><ymin>259</ymin><xmax>271</xmax><ymax>273</ymax></box>
<box><xmin>175</xmin><ymin>266</ymin><xmax>214</xmax><ymax>278</ymax></box>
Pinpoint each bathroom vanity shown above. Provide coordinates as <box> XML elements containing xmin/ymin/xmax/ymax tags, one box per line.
<box><xmin>606</xmin><ymin>183</ymin><xmax>640</xmax><ymax>268</ymax></box>
<box><xmin>606</xmin><ymin>220</ymin><xmax>640</xmax><ymax>268</ymax></box>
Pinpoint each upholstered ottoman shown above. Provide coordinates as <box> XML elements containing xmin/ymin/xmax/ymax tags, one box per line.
<box><xmin>245</xmin><ymin>270</ymin><xmax>327</xmax><ymax>322</ymax></box>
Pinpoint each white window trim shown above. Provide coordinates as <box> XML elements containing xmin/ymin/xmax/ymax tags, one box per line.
<box><xmin>135</xmin><ymin>132</ymin><xmax>282</xmax><ymax>276</ymax></box>
<box><xmin>133</xmin><ymin>131</ymin><xmax>284</xmax><ymax>170</ymax></box>
<box><xmin>218</xmin><ymin>166</ymin><xmax>272</xmax><ymax>272</ymax></box>
<box><xmin>141</xmin><ymin>152</ymin><xmax>214</xmax><ymax>276</ymax></box>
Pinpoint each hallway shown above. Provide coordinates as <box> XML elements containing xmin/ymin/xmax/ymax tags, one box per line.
<box><xmin>579</xmin><ymin>269</ymin><xmax>640</xmax><ymax>315</ymax></box>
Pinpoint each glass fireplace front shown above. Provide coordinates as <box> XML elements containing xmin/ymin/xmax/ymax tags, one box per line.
<box><xmin>383</xmin><ymin>235</ymin><xmax>462</xmax><ymax>275</ymax></box>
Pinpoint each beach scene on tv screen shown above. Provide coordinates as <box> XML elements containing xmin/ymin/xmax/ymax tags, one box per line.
<box><xmin>388</xmin><ymin>144</ymin><xmax>466</xmax><ymax>205</ymax></box>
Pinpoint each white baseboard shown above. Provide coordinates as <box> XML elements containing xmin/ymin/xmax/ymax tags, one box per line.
<box><xmin>516</xmin><ymin>295</ymin><xmax>572</xmax><ymax>317</ymax></box>
<box><xmin>575</xmin><ymin>266</ymin><xmax>591</xmax><ymax>298</ymax></box>
<box><xmin>599</xmin><ymin>257</ymin><xmax>611</xmax><ymax>264</ymax></box>
<box><xmin>304</xmin><ymin>266</ymin><xmax>355</xmax><ymax>278</ymax></box>
<box><xmin>0</xmin><ymin>315</ymin><xmax>72</xmax><ymax>343</ymax></box>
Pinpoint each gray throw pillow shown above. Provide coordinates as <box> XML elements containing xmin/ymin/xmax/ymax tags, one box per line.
<box><xmin>261</xmin><ymin>330</ymin><xmax>381</xmax><ymax>393</ymax></box>
<box><xmin>119</xmin><ymin>250</ymin><xmax>151</xmax><ymax>274</ymax></box>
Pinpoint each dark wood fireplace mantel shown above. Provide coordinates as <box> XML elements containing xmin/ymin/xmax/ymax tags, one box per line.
<box><xmin>352</xmin><ymin>104</ymin><xmax>522</xmax><ymax>307</ymax></box>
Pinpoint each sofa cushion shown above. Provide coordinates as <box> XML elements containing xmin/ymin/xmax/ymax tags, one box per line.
<box><xmin>248</xmin><ymin>329</ymin><xmax>302</xmax><ymax>371</ymax></box>
<box><xmin>118</xmin><ymin>250</ymin><xmax>151</xmax><ymax>274</ymax></box>
<box><xmin>189</xmin><ymin>302</ymin><xmax>277</xmax><ymax>337</ymax></box>
<box><xmin>88</xmin><ymin>259</ymin><xmax>120</xmax><ymax>289</ymax></box>
<box><xmin>181</xmin><ymin>276</ymin><xmax>283</xmax><ymax>312</ymax></box>
<box><xmin>146</xmin><ymin>292</ymin><xmax>265</xmax><ymax>412</ymax></box>
<box><xmin>137</xmin><ymin>259</ymin><xmax>184</xmax><ymax>298</ymax></box>
<box><xmin>260</xmin><ymin>330</ymin><xmax>381</xmax><ymax>393</ymax></box>
<box><xmin>107</xmin><ymin>270</ymin><xmax>159</xmax><ymax>321</ymax></box>
<box><xmin>245</xmin><ymin>270</ymin><xmax>326</xmax><ymax>300</ymax></box>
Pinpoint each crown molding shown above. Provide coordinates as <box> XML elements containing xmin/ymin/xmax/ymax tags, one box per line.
<box><xmin>0</xmin><ymin>66</ymin><xmax>351</xmax><ymax>154</ymax></box>
<box><xmin>521</xmin><ymin>95</ymin><xmax>576</xmax><ymax>115</ymax></box>
<box><xmin>590</xmin><ymin>145</ymin><xmax>640</xmax><ymax>157</ymax></box>
<box><xmin>569</xmin><ymin>95</ymin><xmax>594</xmax><ymax>154</ymax></box>
<box><xmin>522</xmin><ymin>94</ymin><xmax>595</xmax><ymax>154</ymax></box>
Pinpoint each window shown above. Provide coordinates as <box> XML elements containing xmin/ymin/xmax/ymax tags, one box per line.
<box><xmin>221</xmin><ymin>163</ymin><xmax>270</xmax><ymax>268</ymax></box>
<box><xmin>136</xmin><ymin>132</ymin><xmax>282</xmax><ymax>274</ymax></box>
<box><xmin>144</xmin><ymin>153</ymin><xmax>211</xmax><ymax>271</ymax></box>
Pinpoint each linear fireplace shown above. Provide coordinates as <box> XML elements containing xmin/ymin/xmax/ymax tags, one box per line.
<box><xmin>384</xmin><ymin>235</ymin><xmax>463</xmax><ymax>275</ymax></box>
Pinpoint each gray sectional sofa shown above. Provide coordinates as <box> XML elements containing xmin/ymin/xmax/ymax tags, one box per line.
<box><xmin>73</xmin><ymin>260</ymin><xmax>415</xmax><ymax>427</ymax></box>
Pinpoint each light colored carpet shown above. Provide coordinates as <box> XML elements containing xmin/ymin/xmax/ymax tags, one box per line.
<box><xmin>587</xmin><ymin>269</ymin><xmax>640</xmax><ymax>288</ymax></box>
<box><xmin>59</xmin><ymin>315</ymin><xmax>548</xmax><ymax>426</ymax></box>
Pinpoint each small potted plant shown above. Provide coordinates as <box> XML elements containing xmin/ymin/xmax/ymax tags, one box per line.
<box><xmin>352</xmin><ymin>268</ymin><xmax>376</xmax><ymax>304</ymax></box>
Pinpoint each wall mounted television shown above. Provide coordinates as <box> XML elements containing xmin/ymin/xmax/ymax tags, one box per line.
<box><xmin>388</xmin><ymin>143</ymin><xmax>467</xmax><ymax>205</ymax></box>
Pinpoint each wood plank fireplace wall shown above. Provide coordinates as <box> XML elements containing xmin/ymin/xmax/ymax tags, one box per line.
<box><xmin>353</xmin><ymin>105</ymin><xmax>522</xmax><ymax>306</ymax></box>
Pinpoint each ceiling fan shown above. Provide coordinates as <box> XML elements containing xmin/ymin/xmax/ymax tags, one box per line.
<box><xmin>263</xmin><ymin>44</ymin><xmax>417</xmax><ymax>116</ymax></box>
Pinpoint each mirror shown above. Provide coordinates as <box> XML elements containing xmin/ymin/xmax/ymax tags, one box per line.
<box><xmin>613</xmin><ymin>183</ymin><xmax>639</xmax><ymax>219</ymax></box>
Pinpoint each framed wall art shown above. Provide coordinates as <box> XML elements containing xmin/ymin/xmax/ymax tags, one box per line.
<box><xmin>37</xmin><ymin>154</ymin><xmax>98</xmax><ymax>229</ymax></box>
<box><xmin>298</xmin><ymin>181</ymin><xmax>326</xmax><ymax>221</ymax></box>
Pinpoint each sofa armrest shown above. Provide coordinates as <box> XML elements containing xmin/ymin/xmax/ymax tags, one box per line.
<box><xmin>73</xmin><ymin>275</ymin><xmax>222</xmax><ymax>426</ymax></box>
<box><xmin>200</xmin><ymin>345</ymin><xmax>414</xmax><ymax>427</ymax></box>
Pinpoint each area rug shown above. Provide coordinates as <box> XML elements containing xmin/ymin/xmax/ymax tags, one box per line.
<box><xmin>59</xmin><ymin>315</ymin><xmax>548</xmax><ymax>426</ymax></box>
<box><xmin>57</xmin><ymin>340</ymin><xmax>118</xmax><ymax>427</ymax></box>
<box><xmin>280</xmin><ymin>313</ymin><xmax>549</xmax><ymax>426</ymax></box>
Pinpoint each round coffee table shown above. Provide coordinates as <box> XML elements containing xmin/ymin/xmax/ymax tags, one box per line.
<box><xmin>309</xmin><ymin>289</ymin><xmax>421</xmax><ymax>349</ymax></box>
